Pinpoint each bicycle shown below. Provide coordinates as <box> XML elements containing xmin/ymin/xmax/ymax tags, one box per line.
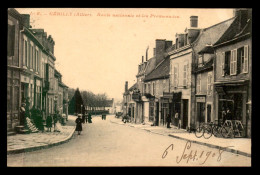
<box><xmin>195</xmin><ymin>122</ymin><xmax>212</xmax><ymax>139</ymax></box>
<box><xmin>221</xmin><ymin>120</ymin><xmax>244</xmax><ymax>138</ymax></box>
<box><xmin>208</xmin><ymin>121</ymin><xmax>228</xmax><ymax>138</ymax></box>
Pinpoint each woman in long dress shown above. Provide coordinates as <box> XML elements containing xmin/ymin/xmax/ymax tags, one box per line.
<box><xmin>75</xmin><ymin>114</ymin><xmax>83</xmax><ymax>135</ymax></box>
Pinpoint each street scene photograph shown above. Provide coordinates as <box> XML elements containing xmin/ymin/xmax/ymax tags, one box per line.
<box><xmin>7</xmin><ymin>8</ymin><xmax>252</xmax><ymax>167</ymax></box>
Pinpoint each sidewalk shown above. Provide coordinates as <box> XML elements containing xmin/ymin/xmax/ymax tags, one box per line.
<box><xmin>110</xmin><ymin>116</ymin><xmax>251</xmax><ymax>157</ymax></box>
<box><xmin>7</xmin><ymin>115</ymin><xmax>76</xmax><ymax>155</ymax></box>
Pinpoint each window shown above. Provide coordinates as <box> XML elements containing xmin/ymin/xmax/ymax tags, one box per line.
<box><xmin>197</xmin><ymin>74</ymin><xmax>201</xmax><ymax>94</ymax></box>
<box><xmin>183</xmin><ymin>61</ymin><xmax>188</xmax><ymax>86</ymax></box>
<box><xmin>243</xmin><ymin>45</ymin><xmax>249</xmax><ymax>73</ymax></box>
<box><xmin>35</xmin><ymin>50</ymin><xmax>39</xmax><ymax>72</ymax></box>
<box><xmin>8</xmin><ymin>24</ymin><xmax>15</xmax><ymax>57</ymax></box>
<box><xmin>222</xmin><ymin>51</ymin><xmax>231</xmax><ymax>76</ymax></box>
<box><xmin>207</xmin><ymin>72</ymin><xmax>213</xmax><ymax>95</ymax></box>
<box><xmin>153</xmin><ymin>83</ymin><xmax>155</xmax><ymax>95</ymax></box>
<box><xmin>198</xmin><ymin>55</ymin><xmax>203</xmax><ymax>67</ymax></box>
<box><xmin>24</xmin><ymin>40</ymin><xmax>28</xmax><ymax>67</ymax></box>
<box><xmin>230</xmin><ymin>49</ymin><xmax>237</xmax><ymax>75</ymax></box>
<box><xmin>148</xmin><ymin>84</ymin><xmax>151</xmax><ymax>94</ymax></box>
<box><xmin>173</xmin><ymin>64</ymin><xmax>178</xmax><ymax>88</ymax></box>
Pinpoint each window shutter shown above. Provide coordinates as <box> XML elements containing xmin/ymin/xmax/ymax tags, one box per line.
<box><xmin>183</xmin><ymin>64</ymin><xmax>187</xmax><ymax>86</ymax></box>
<box><xmin>230</xmin><ymin>50</ymin><xmax>233</xmax><ymax>75</ymax></box>
<box><xmin>244</xmin><ymin>45</ymin><xmax>249</xmax><ymax>73</ymax></box>
<box><xmin>233</xmin><ymin>49</ymin><xmax>237</xmax><ymax>75</ymax></box>
<box><xmin>222</xmin><ymin>52</ymin><xmax>225</xmax><ymax>76</ymax></box>
<box><xmin>177</xmin><ymin>64</ymin><xmax>179</xmax><ymax>87</ymax></box>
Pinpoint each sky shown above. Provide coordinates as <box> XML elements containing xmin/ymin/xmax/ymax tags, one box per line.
<box><xmin>15</xmin><ymin>8</ymin><xmax>234</xmax><ymax>101</ymax></box>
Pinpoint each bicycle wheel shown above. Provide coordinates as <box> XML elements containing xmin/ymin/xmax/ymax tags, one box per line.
<box><xmin>195</xmin><ymin>126</ymin><xmax>204</xmax><ymax>138</ymax></box>
<box><xmin>212</xmin><ymin>126</ymin><xmax>219</xmax><ymax>137</ymax></box>
<box><xmin>203</xmin><ymin>125</ymin><xmax>212</xmax><ymax>139</ymax></box>
<box><xmin>221</xmin><ymin>127</ymin><xmax>230</xmax><ymax>138</ymax></box>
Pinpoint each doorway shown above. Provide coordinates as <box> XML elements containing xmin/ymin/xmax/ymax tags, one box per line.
<box><xmin>197</xmin><ymin>102</ymin><xmax>205</xmax><ymax>123</ymax></box>
<box><xmin>155</xmin><ymin>102</ymin><xmax>159</xmax><ymax>126</ymax></box>
<box><xmin>182</xmin><ymin>99</ymin><xmax>189</xmax><ymax>129</ymax></box>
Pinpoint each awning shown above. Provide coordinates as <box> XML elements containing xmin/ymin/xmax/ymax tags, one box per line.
<box><xmin>214</xmin><ymin>80</ymin><xmax>249</xmax><ymax>86</ymax></box>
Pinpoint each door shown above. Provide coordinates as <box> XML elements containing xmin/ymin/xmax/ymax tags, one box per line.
<box><xmin>197</xmin><ymin>102</ymin><xmax>205</xmax><ymax>123</ymax></box>
<box><xmin>155</xmin><ymin>102</ymin><xmax>159</xmax><ymax>126</ymax></box>
<box><xmin>207</xmin><ymin>104</ymin><xmax>211</xmax><ymax>123</ymax></box>
<box><xmin>183</xmin><ymin>99</ymin><xmax>189</xmax><ymax>129</ymax></box>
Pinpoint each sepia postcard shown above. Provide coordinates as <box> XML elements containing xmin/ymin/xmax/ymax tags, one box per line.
<box><xmin>7</xmin><ymin>8</ymin><xmax>252</xmax><ymax>167</ymax></box>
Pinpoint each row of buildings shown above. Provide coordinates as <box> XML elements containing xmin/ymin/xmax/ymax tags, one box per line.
<box><xmin>123</xmin><ymin>9</ymin><xmax>252</xmax><ymax>137</ymax></box>
<box><xmin>7</xmin><ymin>8</ymin><xmax>69</xmax><ymax>134</ymax></box>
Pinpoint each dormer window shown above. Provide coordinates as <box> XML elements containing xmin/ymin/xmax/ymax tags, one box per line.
<box><xmin>175</xmin><ymin>38</ymin><xmax>179</xmax><ymax>49</ymax></box>
<box><xmin>198</xmin><ymin>55</ymin><xmax>204</xmax><ymax>67</ymax></box>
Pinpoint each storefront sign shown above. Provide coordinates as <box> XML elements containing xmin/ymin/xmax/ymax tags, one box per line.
<box><xmin>163</xmin><ymin>92</ymin><xmax>173</xmax><ymax>98</ymax></box>
<box><xmin>21</xmin><ymin>75</ymin><xmax>30</xmax><ymax>83</ymax></box>
<box><xmin>196</xmin><ymin>96</ymin><xmax>206</xmax><ymax>103</ymax></box>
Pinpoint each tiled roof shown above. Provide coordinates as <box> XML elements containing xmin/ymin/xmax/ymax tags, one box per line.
<box><xmin>214</xmin><ymin>16</ymin><xmax>251</xmax><ymax>46</ymax></box>
<box><xmin>193</xmin><ymin>17</ymin><xmax>236</xmax><ymax>56</ymax></box>
<box><xmin>137</xmin><ymin>57</ymin><xmax>156</xmax><ymax>77</ymax></box>
<box><xmin>143</xmin><ymin>57</ymin><xmax>170</xmax><ymax>82</ymax></box>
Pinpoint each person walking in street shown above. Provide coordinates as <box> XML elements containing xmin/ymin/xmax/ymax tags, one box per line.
<box><xmin>175</xmin><ymin>111</ymin><xmax>181</xmax><ymax>129</ymax></box>
<box><xmin>20</xmin><ymin>103</ymin><xmax>26</xmax><ymax>126</ymax></box>
<box><xmin>46</xmin><ymin>115</ymin><xmax>53</xmax><ymax>132</ymax></box>
<box><xmin>75</xmin><ymin>114</ymin><xmax>83</xmax><ymax>135</ymax></box>
<box><xmin>53</xmin><ymin>112</ymin><xmax>58</xmax><ymax>132</ymax></box>
<box><xmin>88</xmin><ymin>113</ymin><xmax>92</xmax><ymax>123</ymax></box>
<box><xmin>85</xmin><ymin>112</ymin><xmax>88</xmax><ymax>123</ymax></box>
<box><xmin>166</xmin><ymin>114</ymin><xmax>171</xmax><ymax>128</ymax></box>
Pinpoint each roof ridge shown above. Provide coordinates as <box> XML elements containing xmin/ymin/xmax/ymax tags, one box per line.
<box><xmin>203</xmin><ymin>16</ymin><xmax>236</xmax><ymax>31</ymax></box>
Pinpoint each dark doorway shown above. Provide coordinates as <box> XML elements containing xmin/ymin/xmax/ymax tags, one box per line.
<box><xmin>207</xmin><ymin>104</ymin><xmax>211</xmax><ymax>123</ymax></box>
<box><xmin>197</xmin><ymin>102</ymin><xmax>205</xmax><ymax>123</ymax></box>
<box><xmin>155</xmin><ymin>102</ymin><xmax>159</xmax><ymax>126</ymax></box>
<box><xmin>182</xmin><ymin>99</ymin><xmax>189</xmax><ymax>129</ymax></box>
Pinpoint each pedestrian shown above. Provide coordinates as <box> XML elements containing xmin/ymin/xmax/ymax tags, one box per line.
<box><xmin>226</xmin><ymin>108</ymin><xmax>232</xmax><ymax>120</ymax></box>
<box><xmin>75</xmin><ymin>114</ymin><xmax>83</xmax><ymax>135</ymax></box>
<box><xmin>166</xmin><ymin>114</ymin><xmax>171</xmax><ymax>128</ymax></box>
<box><xmin>88</xmin><ymin>113</ymin><xmax>92</xmax><ymax>123</ymax></box>
<box><xmin>20</xmin><ymin>103</ymin><xmax>26</xmax><ymax>126</ymax></box>
<box><xmin>46</xmin><ymin>115</ymin><xmax>53</xmax><ymax>132</ymax></box>
<box><xmin>53</xmin><ymin>112</ymin><xmax>58</xmax><ymax>132</ymax></box>
<box><xmin>175</xmin><ymin>112</ymin><xmax>181</xmax><ymax>129</ymax></box>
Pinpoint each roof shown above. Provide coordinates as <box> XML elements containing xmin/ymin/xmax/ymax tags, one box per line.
<box><xmin>193</xmin><ymin>17</ymin><xmax>236</xmax><ymax>56</ymax></box>
<box><xmin>105</xmin><ymin>99</ymin><xmax>114</xmax><ymax>107</ymax></box>
<box><xmin>194</xmin><ymin>55</ymin><xmax>214</xmax><ymax>73</ymax></box>
<box><xmin>123</xmin><ymin>83</ymin><xmax>137</xmax><ymax>95</ymax></box>
<box><xmin>143</xmin><ymin>57</ymin><xmax>170</xmax><ymax>82</ymax></box>
<box><xmin>214</xmin><ymin>16</ymin><xmax>251</xmax><ymax>47</ymax></box>
<box><xmin>136</xmin><ymin>57</ymin><xmax>156</xmax><ymax>77</ymax></box>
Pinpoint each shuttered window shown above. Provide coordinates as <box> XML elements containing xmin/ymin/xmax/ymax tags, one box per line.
<box><xmin>230</xmin><ymin>49</ymin><xmax>237</xmax><ymax>75</ymax></box>
<box><xmin>221</xmin><ymin>52</ymin><xmax>225</xmax><ymax>76</ymax></box>
<box><xmin>243</xmin><ymin>45</ymin><xmax>249</xmax><ymax>73</ymax></box>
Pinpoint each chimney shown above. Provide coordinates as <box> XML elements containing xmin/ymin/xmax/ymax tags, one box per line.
<box><xmin>153</xmin><ymin>48</ymin><xmax>156</xmax><ymax>57</ymax></box>
<box><xmin>165</xmin><ymin>40</ymin><xmax>172</xmax><ymax>50</ymax></box>
<box><xmin>125</xmin><ymin>81</ymin><xmax>128</xmax><ymax>92</ymax></box>
<box><xmin>234</xmin><ymin>9</ymin><xmax>251</xmax><ymax>31</ymax></box>
<box><xmin>146</xmin><ymin>46</ymin><xmax>149</xmax><ymax>61</ymax></box>
<box><xmin>142</xmin><ymin>56</ymin><xmax>144</xmax><ymax>63</ymax></box>
<box><xmin>155</xmin><ymin>39</ymin><xmax>166</xmax><ymax>65</ymax></box>
<box><xmin>190</xmin><ymin>16</ymin><xmax>198</xmax><ymax>28</ymax></box>
<box><xmin>22</xmin><ymin>14</ymin><xmax>30</xmax><ymax>28</ymax></box>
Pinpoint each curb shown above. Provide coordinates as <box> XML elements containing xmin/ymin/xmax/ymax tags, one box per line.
<box><xmin>168</xmin><ymin>134</ymin><xmax>251</xmax><ymax>158</ymax></box>
<box><xmin>7</xmin><ymin>126</ymin><xmax>76</xmax><ymax>155</ymax></box>
<box><xmin>110</xmin><ymin>120</ymin><xmax>251</xmax><ymax>158</ymax></box>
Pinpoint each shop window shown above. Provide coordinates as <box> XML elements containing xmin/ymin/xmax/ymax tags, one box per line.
<box><xmin>173</xmin><ymin>64</ymin><xmax>178</xmax><ymax>88</ymax></box>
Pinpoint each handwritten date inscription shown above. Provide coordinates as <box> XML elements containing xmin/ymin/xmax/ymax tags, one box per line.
<box><xmin>162</xmin><ymin>141</ymin><xmax>230</xmax><ymax>165</ymax></box>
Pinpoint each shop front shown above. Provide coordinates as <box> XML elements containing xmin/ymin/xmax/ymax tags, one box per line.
<box><xmin>215</xmin><ymin>80</ymin><xmax>250</xmax><ymax>137</ymax></box>
<box><xmin>172</xmin><ymin>92</ymin><xmax>182</xmax><ymax>127</ymax></box>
